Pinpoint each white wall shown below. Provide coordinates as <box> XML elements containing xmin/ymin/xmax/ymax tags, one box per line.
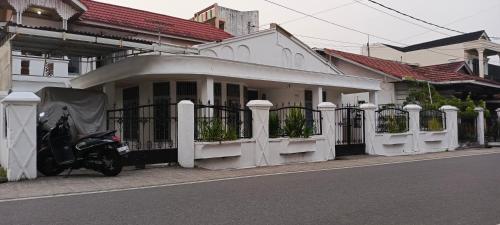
<box><xmin>199</xmin><ymin>30</ymin><xmax>337</xmax><ymax>74</ymax></box>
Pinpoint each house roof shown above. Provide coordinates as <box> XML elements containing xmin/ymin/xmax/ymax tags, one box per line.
<box><xmin>78</xmin><ymin>0</ymin><xmax>232</xmax><ymax>42</ymax></box>
<box><xmin>384</xmin><ymin>30</ymin><xmax>487</xmax><ymax>52</ymax></box>
<box><xmin>324</xmin><ymin>49</ymin><xmax>500</xmax><ymax>87</ymax></box>
<box><xmin>324</xmin><ymin>49</ymin><xmax>425</xmax><ymax>80</ymax></box>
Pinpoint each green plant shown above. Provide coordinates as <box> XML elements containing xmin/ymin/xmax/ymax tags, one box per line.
<box><xmin>198</xmin><ymin>119</ymin><xmax>239</xmax><ymax>142</ymax></box>
<box><xmin>269</xmin><ymin>112</ymin><xmax>281</xmax><ymax>138</ymax></box>
<box><xmin>283</xmin><ymin>108</ymin><xmax>313</xmax><ymax>138</ymax></box>
<box><xmin>386</xmin><ymin>116</ymin><xmax>407</xmax><ymax>133</ymax></box>
<box><xmin>427</xmin><ymin>117</ymin><xmax>444</xmax><ymax>131</ymax></box>
<box><xmin>0</xmin><ymin>167</ymin><xmax>6</xmax><ymax>179</ymax></box>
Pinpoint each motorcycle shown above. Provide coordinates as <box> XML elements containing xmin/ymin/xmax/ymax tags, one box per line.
<box><xmin>37</xmin><ymin>106</ymin><xmax>129</xmax><ymax>177</ymax></box>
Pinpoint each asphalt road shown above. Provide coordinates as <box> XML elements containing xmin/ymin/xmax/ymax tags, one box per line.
<box><xmin>1</xmin><ymin>154</ymin><xmax>500</xmax><ymax>225</ymax></box>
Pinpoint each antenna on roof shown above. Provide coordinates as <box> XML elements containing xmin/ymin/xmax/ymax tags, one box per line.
<box><xmin>367</xmin><ymin>34</ymin><xmax>371</xmax><ymax>57</ymax></box>
<box><xmin>144</xmin><ymin>19</ymin><xmax>171</xmax><ymax>55</ymax></box>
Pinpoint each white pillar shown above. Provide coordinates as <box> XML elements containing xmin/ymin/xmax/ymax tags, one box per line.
<box><xmin>103</xmin><ymin>82</ymin><xmax>116</xmax><ymax>109</ymax></box>
<box><xmin>475</xmin><ymin>107</ymin><xmax>485</xmax><ymax>146</ymax></box>
<box><xmin>360</xmin><ymin>103</ymin><xmax>377</xmax><ymax>155</ymax></box>
<box><xmin>496</xmin><ymin>108</ymin><xmax>500</xmax><ymax>121</ymax></box>
<box><xmin>178</xmin><ymin>100</ymin><xmax>195</xmax><ymax>168</ymax></box>
<box><xmin>0</xmin><ymin>92</ymin><xmax>40</xmax><ymax>181</ymax></box>
<box><xmin>369</xmin><ymin>91</ymin><xmax>379</xmax><ymax>105</ymax></box>
<box><xmin>440</xmin><ymin>105</ymin><xmax>459</xmax><ymax>151</ymax></box>
<box><xmin>318</xmin><ymin>102</ymin><xmax>336</xmax><ymax>160</ymax></box>
<box><xmin>312</xmin><ymin>86</ymin><xmax>323</xmax><ymax>109</ymax></box>
<box><xmin>478</xmin><ymin>49</ymin><xmax>485</xmax><ymax>78</ymax></box>
<box><xmin>200</xmin><ymin>77</ymin><xmax>214</xmax><ymax>105</ymax></box>
<box><xmin>404</xmin><ymin>104</ymin><xmax>422</xmax><ymax>153</ymax></box>
<box><xmin>247</xmin><ymin>100</ymin><xmax>273</xmax><ymax>167</ymax></box>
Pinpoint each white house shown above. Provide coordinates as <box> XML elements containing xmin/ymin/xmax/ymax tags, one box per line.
<box><xmin>0</xmin><ymin>0</ymin><xmax>232</xmax><ymax>96</ymax></box>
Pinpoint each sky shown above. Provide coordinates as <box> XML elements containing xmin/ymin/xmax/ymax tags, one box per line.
<box><xmin>96</xmin><ymin>0</ymin><xmax>500</xmax><ymax>64</ymax></box>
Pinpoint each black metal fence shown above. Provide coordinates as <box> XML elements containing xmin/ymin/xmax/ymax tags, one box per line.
<box><xmin>376</xmin><ymin>108</ymin><xmax>409</xmax><ymax>133</ymax></box>
<box><xmin>420</xmin><ymin>109</ymin><xmax>446</xmax><ymax>131</ymax></box>
<box><xmin>107</xmin><ymin>103</ymin><xmax>178</xmax><ymax>167</ymax></box>
<box><xmin>335</xmin><ymin>107</ymin><xmax>365</xmax><ymax>145</ymax></box>
<box><xmin>486</xmin><ymin>113</ymin><xmax>500</xmax><ymax>143</ymax></box>
<box><xmin>195</xmin><ymin>104</ymin><xmax>252</xmax><ymax>141</ymax></box>
<box><xmin>107</xmin><ymin>103</ymin><xmax>178</xmax><ymax>150</ymax></box>
<box><xmin>269</xmin><ymin>106</ymin><xmax>322</xmax><ymax>138</ymax></box>
<box><xmin>458</xmin><ymin>116</ymin><xmax>477</xmax><ymax>144</ymax></box>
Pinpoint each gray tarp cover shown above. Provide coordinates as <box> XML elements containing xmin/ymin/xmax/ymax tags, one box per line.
<box><xmin>36</xmin><ymin>87</ymin><xmax>107</xmax><ymax>140</ymax></box>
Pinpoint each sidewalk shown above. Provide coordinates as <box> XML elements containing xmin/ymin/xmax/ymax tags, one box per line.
<box><xmin>1</xmin><ymin>148</ymin><xmax>499</xmax><ymax>201</ymax></box>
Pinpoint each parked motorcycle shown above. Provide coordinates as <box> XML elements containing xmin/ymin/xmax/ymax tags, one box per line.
<box><xmin>37</xmin><ymin>106</ymin><xmax>129</xmax><ymax>177</ymax></box>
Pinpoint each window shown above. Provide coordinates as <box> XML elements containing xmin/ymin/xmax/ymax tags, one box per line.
<box><xmin>68</xmin><ymin>57</ymin><xmax>80</xmax><ymax>74</ymax></box>
<box><xmin>227</xmin><ymin>84</ymin><xmax>240</xmax><ymax>108</ymax></box>
<box><xmin>214</xmin><ymin>83</ymin><xmax>222</xmax><ymax>106</ymax></box>
<box><xmin>21</xmin><ymin>60</ymin><xmax>30</xmax><ymax>75</ymax></box>
<box><xmin>176</xmin><ymin>82</ymin><xmax>197</xmax><ymax>103</ymax></box>
<box><xmin>322</xmin><ymin>91</ymin><xmax>327</xmax><ymax>102</ymax></box>
<box><xmin>123</xmin><ymin>87</ymin><xmax>139</xmax><ymax>140</ymax></box>
<box><xmin>153</xmin><ymin>82</ymin><xmax>170</xmax><ymax>141</ymax></box>
<box><xmin>44</xmin><ymin>63</ymin><xmax>54</xmax><ymax>77</ymax></box>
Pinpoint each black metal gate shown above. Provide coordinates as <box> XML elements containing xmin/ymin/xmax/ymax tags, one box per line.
<box><xmin>486</xmin><ymin>113</ymin><xmax>499</xmax><ymax>143</ymax></box>
<box><xmin>335</xmin><ymin>107</ymin><xmax>366</xmax><ymax>156</ymax></box>
<box><xmin>458</xmin><ymin>115</ymin><xmax>477</xmax><ymax>146</ymax></box>
<box><xmin>107</xmin><ymin>103</ymin><xmax>178</xmax><ymax>168</ymax></box>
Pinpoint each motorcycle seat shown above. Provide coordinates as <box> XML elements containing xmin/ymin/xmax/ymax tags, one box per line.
<box><xmin>76</xmin><ymin>130</ymin><xmax>116</xmax><ymax>142</ymax></box>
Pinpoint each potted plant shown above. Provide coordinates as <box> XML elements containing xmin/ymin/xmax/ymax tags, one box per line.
<box><xmin>0</xmin><ymin>167</ymin><xmax>7</xmax><ymax>183</ymax></box>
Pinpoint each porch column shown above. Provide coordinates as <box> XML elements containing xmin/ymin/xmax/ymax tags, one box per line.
<box><xmin>200</xmin><ymin>77</ymin><xmax>214</xmax><ymax>105</ymax></box>
<box><xmin>475</xmin><ymin>107</ymin><xmax>485</xmax><ymax>146</ymax></box>
<box><xmin>103</xmin><ymin>82</ymin><xmax>116</xmax><ymax>109</ymax></box>
<box><xmin>178</xmin><ymin>100</ymin><xmax>195</xmax><ymax>168</ymax></box>
<box><xmin>0</xmin><ymin>92</ymin><xmax>40</xmax><ymax>181</ymax></box>
<box><xmin>369</xmin><ymin>91</ymin><xmax>378</xmax><ymax>106</ymax></box>
<box><xmin>404</xmin><ymin>104</ymin><xmax>422</xmax><ymax>153</ymax></box>
<box><xmin>478</xmin><ymin>49</ymin><xmax>485</xmax><ymax>78</ymax></box>
<box><xmin>360</xmin><ymin>103</ymin><xmax>377</xmax><ymax>155</ymax></box>
<box><xmin>318</xmin><ymin>102</ymin><xmax>336</xmax><ymax>160</ymax></box>
<box><xmin>247</xmin><ymin>100</ymin><xmax>273</xmax><ymax>167</ymax></box>
<box><xmin>496</xmin><ymin>108</ymin><xmax>500</xmax><ymax>121</ymax></box>
<box><xmin>312</xmin><ymin>86</ymin><xmax>323</xmax><ymax>109</ymax></box>
<box><xmin>440</xmin><ymin>105</ymin><xmax>459</xmax><ymax>151</ymax></box>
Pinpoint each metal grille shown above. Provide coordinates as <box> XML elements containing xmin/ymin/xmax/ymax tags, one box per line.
<box><xmin>335</xmin><ymin>107</ymin><xmax>365</xmax><ymax>145</ymax></box>
<box><xmin>458</xmin><ymin>116</ymin><xmax>477</xmax><ymax>144</ymax></box>
<box><xmin>376</xmin><ymin>108</ymin><xmax>409</xmax><ymax>133</ymax></box>
<box><xmin>486</xmin><ymin>113</ymin><xmax>500</xmax><ymax>143</ymax></box>
<box><xmin>195</xmin><ymin>104</ymin><xmax>252</xmax><ymax>141</ymax></box>
<box><xmin>269</xmin><ymin>106</ymin><xmax>322</xmax><ymax>138</ymax></box>
<box><xmin>420</xmin><ymin>109</ymin><xmax>446</xmax><ymax>131</ymax></box>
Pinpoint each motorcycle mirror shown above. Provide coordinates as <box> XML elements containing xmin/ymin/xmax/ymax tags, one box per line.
<box><xmin>39</xmin><ymin>112</ymin><xmax>46</xmax><ymax>118</ymax></box>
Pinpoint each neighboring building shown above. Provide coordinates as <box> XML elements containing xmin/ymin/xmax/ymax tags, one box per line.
<box><xmin>0</xmin><ymin>0</ymin><xmax>232</xmax><ymax>95</ymax></box>
<box><xmin>318</xmin><ymin>49</ymin><xmax>500</xmax><ymax>109</ymax></box>
<box><xmin>192</xmin><ymin>3</ymin><xmax>259</xmax><ymax>36</ymax></box>
<box><xmin>362</xmin><ymin>31</ymin><xmax>500</xmax><ymax>81</ymax></box>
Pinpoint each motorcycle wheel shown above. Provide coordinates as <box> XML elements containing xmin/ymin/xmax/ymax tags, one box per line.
<box><xmin>101</xmin><ymin>150</ymin><xmax>123</xmax><ymax>176</ymax></box>
<box><xmin>37</xmin><ymin>150</ymin><xmax>65</xmax><ymax>176</ymax></box>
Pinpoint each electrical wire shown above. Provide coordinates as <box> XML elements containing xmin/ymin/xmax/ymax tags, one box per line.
<box><xmin>264</xmin><ymin>0</ymin><xmax>468</xmax><ymax>61</ymax></box>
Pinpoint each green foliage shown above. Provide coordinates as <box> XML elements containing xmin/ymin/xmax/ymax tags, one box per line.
<box><xmin>0</xmin><ymin>167</ymin><xmax>6</xmax><ymax>178</ymax></box>
<box><xmin>427</xmin><ymin>117</ymin><xmax>444</xmax><ymax>131</ymax></box>
<box><xmin>269</xmin><ymin>112</ymin><xmax>281</xmax><ymax>138</ymax></box>
<box><xmin>386</xmin><ymin>116</ymin><xmax>407</xmax><ymax>133</ymax></box>
<box><xmin>198</xmin><ymin>119</ymin><xmax>238</xmax><ymax>142</ymax></box>
<box><xmin>283</xmin><ymin>108</ymin><xmax>313</xmax><ymax>138</ymax></box>
<box><xmin>404</xmin><ymin>80</ymin><xmax>490</xmax><ymax>117</ymax></box>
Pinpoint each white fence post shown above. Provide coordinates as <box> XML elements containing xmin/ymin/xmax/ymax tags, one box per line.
<box><xmin>247</xmin><ymin>100</ymin><xmax>273</xmax><ymax>167</ymax></box>
<box><xmin>178</xmin><ymin>100</ymin><xmax>195</xmax><ymax>168</ymax></box>
<box><xmin>360</xmin><ymin>103</ymin><xmax>377</xmax><ymax>155</ymax></box>
<box><xmin>318</xmin><ymin>102</ymin><xmax>336</xmax><ymax>160</ymax></box>
<box><xmin>404</xmin><ymin>104</ymin><xmax>422</xmax><ymax>153</ymax></box>
<box><xmin>0</xmin><ymin>92</ymin><xmax>40</xmax><ymax>181</ymax></box>
<box><xmin>475</xmin><ymin>107</ymin><xmax>485</xmax><ymax>146</ymax></box>
<box><xmin>440</xmin><ymin>105</ymin><xmax>459</xmax><ymax>151</ymax></box>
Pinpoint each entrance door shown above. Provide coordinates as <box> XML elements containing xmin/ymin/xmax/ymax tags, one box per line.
<box><xmin>335</xmin><ymin>107</ymin><xmax>366</xmax><ymax>156</ymax></box>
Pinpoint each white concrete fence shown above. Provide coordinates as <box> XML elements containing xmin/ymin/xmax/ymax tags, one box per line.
<box><xmin>0</xmin><ymin>93</ymin><xmax>490</xmax><ymax>180</ymax></box>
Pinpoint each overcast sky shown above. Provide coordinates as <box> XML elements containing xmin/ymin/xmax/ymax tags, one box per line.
<box><xmin>97</xmin><ymin>0</ymin><xmax>500</xmax><ymax>63</ymax></box>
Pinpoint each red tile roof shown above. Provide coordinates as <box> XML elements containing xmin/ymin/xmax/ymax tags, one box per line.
<box><xmin>78</xmin><ymin>0</ymin><xmax>232</xmax><ymax>42</ymax></box>
<box><xmin>324</xmin><ymin>49</ymin><xmax>500</xmax><ymax>86</ymax></box>
<box><xmin>325</xmin><ymin>49</ymin><xmax>425</xmax><ymax>80</ymax></box>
